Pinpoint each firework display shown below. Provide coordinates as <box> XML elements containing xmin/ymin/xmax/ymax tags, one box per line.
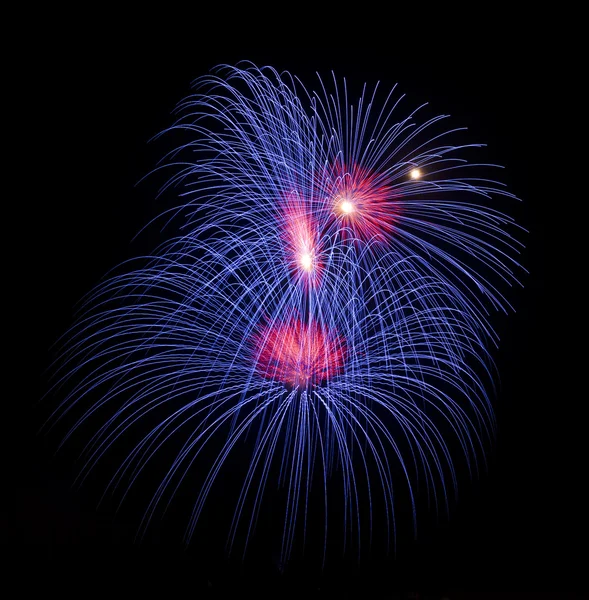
<box><xmin>45</xmin><ymin>62</ymin><xmax>524</xmax><ymax>564</ymax></box>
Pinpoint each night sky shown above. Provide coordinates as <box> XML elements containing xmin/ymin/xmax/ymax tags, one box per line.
<box><xmin>13</xmin><ymin>24</ymin><xmax>577</xmax><ymax>597</ymax></box>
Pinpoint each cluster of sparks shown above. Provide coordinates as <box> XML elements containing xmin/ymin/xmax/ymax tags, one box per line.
<box><xmin>263</xmin><ymin>162</ymin><xmax>404</xmax><ymax>387</ymax></box>
<box><xmin>45</xmin><ymin>63</ymin><xmax>524</xmax><ymax>566</ymax></box>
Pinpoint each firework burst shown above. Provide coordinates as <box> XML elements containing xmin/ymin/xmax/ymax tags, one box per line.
<box><xmin>252</xmin><ymin>315</ymin><xmax>347</xmax><ymax>388</ymax></box>
<box><xmin>44</xmin><ymin>62</ymin><xmax>524</xmax><ymax>566</ymax></box>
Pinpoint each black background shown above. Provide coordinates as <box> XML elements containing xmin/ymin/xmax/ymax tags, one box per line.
<box><xmin>11</xmin><ymin>18</ymin><xmax>576</xmax><ymax>598</ymax></box>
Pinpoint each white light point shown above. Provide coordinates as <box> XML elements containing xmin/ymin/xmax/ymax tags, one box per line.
<box><xmin>300</xmin><ymin>253</ymin><xmax>313</xmax><ymax>271</ymax></box>
<box><xmin>410</xmin><ymin>168</ymin><xmax>422</xmax><ymax>180</ymax></box>
<box><xmin>340</xmin><ymin>200</ymin><xmax>354</xmax><ymax>214</ymax></box>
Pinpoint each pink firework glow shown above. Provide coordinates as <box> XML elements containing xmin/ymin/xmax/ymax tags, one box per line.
<box><xmin>252</xmin><ymin>317</ymin><xmax>347</xmax><ymax>388</ymax></box>
<box><xmin>323</xmin><ymin>163</ymin><xmax>399</xmax><ymax>243</ymax></box>
<box><xmin>279</xmin><ymin>194</ymin><xmax>324</xmax><ymax>286</ymax></box>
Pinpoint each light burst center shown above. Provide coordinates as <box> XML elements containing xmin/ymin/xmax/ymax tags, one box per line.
<box><xmin>340</xmin><ymin>199</ymin><xmax>355</xmax><ymax>214</ymax></box>
<box><xmin>299</xmin><ymin>251</ymin><xmax>313</xmax><ymax>271</ymax></box>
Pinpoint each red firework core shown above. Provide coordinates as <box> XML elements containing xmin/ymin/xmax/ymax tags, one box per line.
<box><xmin>323</xmin><ymin>163</ymin><xmax>399</xmax><ymax>243</ymax></box>
<box><xmin>253</xmin><ymin>317</ymin><xmax>347</xmax><ymax>387</ymax></box>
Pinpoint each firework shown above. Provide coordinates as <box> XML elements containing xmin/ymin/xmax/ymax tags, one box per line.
<box><xmin>44</xmin><ymin>62</ymin><xmax>524</xmax><ymax>565</ymax></box>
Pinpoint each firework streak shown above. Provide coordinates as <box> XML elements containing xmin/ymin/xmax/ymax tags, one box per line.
<box><xmin>46</xmin><ymin>63</ymin><xmax>524</xmax><ymax>563</ymax></box>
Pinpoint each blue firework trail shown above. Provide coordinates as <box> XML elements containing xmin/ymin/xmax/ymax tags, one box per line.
<box><xmin>44</xmin><ymin>62</ymin><xmax>525</xmax><ymax>565</ymax></box>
